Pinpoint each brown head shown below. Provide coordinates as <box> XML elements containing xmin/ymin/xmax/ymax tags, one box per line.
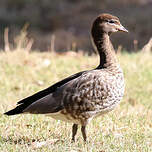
<box><xmin>91</xmin><ymin>14</ymin><xmax>128</xmax><ymax>68</ymax></box>
<box><xmin>91</xmin><ymin>13</ymin><xmax>128</xmax><ymax>37</ymax></box>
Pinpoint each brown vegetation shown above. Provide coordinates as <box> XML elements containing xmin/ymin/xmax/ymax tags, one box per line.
<box><xmin>0</xmin><ymin>0</ymin><xmax>152</xmax><ymax>52</ymax></box>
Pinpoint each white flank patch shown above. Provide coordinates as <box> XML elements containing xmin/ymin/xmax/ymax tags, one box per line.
<box><xmin>46</xmin><ymin>112</ymin><xmax>81</xmax><ymax>124</ymax></box>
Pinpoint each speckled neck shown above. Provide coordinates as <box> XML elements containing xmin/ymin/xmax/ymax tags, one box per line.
<box><xmin>92</xmin><ymin>30</ymin><xmax>118</xmax><ymax>69</ymax></box>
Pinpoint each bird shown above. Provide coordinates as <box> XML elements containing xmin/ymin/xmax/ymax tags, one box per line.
<box><xmin>4</xmin><ymin>13</ymin><xmax>128</xmax><ymax>142</ymax></box>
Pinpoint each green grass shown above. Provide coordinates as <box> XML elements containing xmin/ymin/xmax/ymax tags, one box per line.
<box><xmin>0</xmin><ymin>50</ymin><xmax>152</xmax><ymax>151</ymax></box>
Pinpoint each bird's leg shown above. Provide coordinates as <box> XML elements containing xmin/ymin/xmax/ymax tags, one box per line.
<box><xmin>72</xmin><ymin>124</ymin><xmax>78</xmax><ymax>142</ymax></box>
<box><xmin>81</xmin><ymin>125</ymin><xmax>87</xmax><ymax>142</ymax></box>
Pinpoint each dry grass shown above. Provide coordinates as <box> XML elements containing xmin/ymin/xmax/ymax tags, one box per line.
<box><xmin>0</xmin><ymin>50</ymin><xmax>152</xmax><ymax>151</ymax></box>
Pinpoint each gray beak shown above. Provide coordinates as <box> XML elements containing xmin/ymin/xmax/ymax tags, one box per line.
<box><xmin>118</xmin><ymin>24</ymin><xmax>128</xmax><ymax>33</ymax></box>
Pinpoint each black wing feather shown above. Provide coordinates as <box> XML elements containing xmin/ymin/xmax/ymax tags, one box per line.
<box><xmin>4</xmin><ymin>71</ymin><xmax>85</xmax><ymax>115</ymax></box>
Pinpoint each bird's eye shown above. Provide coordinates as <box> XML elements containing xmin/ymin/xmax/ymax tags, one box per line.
<box><xmin>108</xmin><ymin>20</ymin><xmax>115</xmax><ymax>24</ymax></box>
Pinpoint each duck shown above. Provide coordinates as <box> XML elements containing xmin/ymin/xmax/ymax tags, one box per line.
<box><xmin>4</xmin><ymin>13</ymin><xmax>128</xmax><ymax>142</ymax></box>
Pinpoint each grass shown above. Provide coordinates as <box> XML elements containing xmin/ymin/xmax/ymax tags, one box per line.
<box><xmin>0</xmin><ymin>50</ymin><xmax>152</xmax><ymax>151</ymax></box>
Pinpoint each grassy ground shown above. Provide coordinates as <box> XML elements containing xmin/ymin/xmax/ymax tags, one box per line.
<box><xmin>0</xmin><ymin>50</ymin><xmax>152</xmax><ymax>152</ymax></box>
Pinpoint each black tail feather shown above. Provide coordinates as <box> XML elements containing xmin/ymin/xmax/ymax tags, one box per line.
<box><xmin>4</xmin><ymin>104</ymin><xmax>26</xmax><ymax>115</ymax></box>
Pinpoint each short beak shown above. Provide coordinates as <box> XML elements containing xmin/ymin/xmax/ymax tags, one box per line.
<box><xmin>118</xmin><ymin>24</ymin><xmax>128</xmax><ymax>33</ymax></box>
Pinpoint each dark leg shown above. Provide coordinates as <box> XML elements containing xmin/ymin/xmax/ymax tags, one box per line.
<box><xmin>81</xmin><ymin>125</ymin><xmax>87</xmax><ymax>142</ymax></box>
<box><xmin>72</xmin><ymin>124</ymin><xmax>78</xmax><ymax>141</ymax></box>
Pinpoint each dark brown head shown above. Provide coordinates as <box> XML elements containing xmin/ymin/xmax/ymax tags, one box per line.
<box><xmin>91</xmin><ymin>13</ymin><xmax>128</xmax><ymax>37</ymax></box>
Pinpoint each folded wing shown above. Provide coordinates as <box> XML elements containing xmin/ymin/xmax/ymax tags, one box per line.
<box><xmin>4</xmin><ymin>71</ymin><xmax>85</xmax><ymax>115</ymax></box>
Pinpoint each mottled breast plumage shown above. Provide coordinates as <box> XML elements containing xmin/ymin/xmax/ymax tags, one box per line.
<box><xmin>56</xmin><ymin>65</ymin><xmax>124</xmax><ymax>124</ymax></box>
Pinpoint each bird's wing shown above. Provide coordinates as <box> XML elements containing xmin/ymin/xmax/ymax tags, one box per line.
<box><xmin>4</xmin><ymin>70</ymin><xmax>85</xmax><ymax>115</ymax></box>
<box><xmin>22</xmin><ymin>70</ymin><xmax>97</xmax><ymax>114</ymax></box>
